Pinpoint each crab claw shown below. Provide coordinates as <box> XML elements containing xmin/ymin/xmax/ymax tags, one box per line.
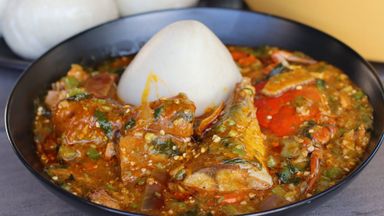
<box><xmin>271</xmin><ymin>50</ymin><xmax>317</xmax><ymax>65</ymax></box>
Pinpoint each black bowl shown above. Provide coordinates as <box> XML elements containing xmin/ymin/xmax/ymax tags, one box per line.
<box><xmin>5</xmin><ymin>8</ymin><xmax>384</xmax><ymax>216</ymax></box>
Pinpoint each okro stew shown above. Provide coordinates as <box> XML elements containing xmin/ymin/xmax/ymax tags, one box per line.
<box><xmin>34</xmin><ymin>46</ymin><xmax>373</xmax><ymax>215</ymax></box>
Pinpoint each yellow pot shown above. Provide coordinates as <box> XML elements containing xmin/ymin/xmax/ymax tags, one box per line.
<box><xmin>245</xmin><ymin>0</ymin><xmax>384</xmax><ymax>62</ymax></box>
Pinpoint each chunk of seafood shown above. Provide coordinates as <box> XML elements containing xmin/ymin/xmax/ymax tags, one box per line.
<box><xmin>183</xmin><ymin>78</ymin><xmax>273</xmax><ymax>192</ymax></box>
<box><xmin>262</xmin><ymin>69</ymin><xmax>315</xmax><ymax>96</ymax></box>
<box><xmin>271</xmin><ymin>50</ymin><xmax>317</xmax><ymax>65</ymax></box>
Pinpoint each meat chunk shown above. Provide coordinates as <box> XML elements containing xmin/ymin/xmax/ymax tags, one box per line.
<box><xmin>117</xmin><ymin>94</ymin><xmax>195</xmax><ymax>183</ymax></box>
<box><xmin>52</xmin><ymin>97</ymin><xmax>129</xmax><ymax>162</ymax></box>
<box><xmin>84</xmin><ymin>73</ymin><xmax>117</xmax><ymax>99</ymax></box>
<box><xmin>89</xmin><ymin>189</ymin><xmax>120</xmax><ymax>209</ymax></box>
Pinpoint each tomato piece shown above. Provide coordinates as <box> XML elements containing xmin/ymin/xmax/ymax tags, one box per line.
<box><xmin>238</xmin><ymin>55</ymin><xmax>257</xmax><ymax>66</ymax></box>
<box><xmin>268</xmin><ymin>105</ymin><xmax>302</xmax><ymax>136</ymax></box>
<box><xmin>255</xmin><ymin>85</ymin><xmax>323</xmax><ymax>136</ymax></box>
<box><xmin>230</xmin><ymin>50</ymin><xmax>248</xmax><ymax>61</ymax></box>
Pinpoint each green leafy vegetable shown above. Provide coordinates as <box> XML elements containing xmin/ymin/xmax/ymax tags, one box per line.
<box><xmin>154</xmin><ymin>106</ymin><xmax>164</xmax><ymax>120</ymax></box>
<box><xmin>63</xmin><ymin>76</ymin><xmax>80</xmax><ymax>89</ymax></box>
<box><xmin>86</xmin><ymin>148</ymin><xmax>101</xmax><ymax>160</ymax></box>
<box><xmin>67</xmin><ymin>92</ymin><xmax>90</xmax><ymax>101</ymax></box>
<box><xmin>125</xmin><ymin>118</ymin><xmax>136</xmax><ymax>130</ymax></box>
<box><xmin>316</xmin><ymin>79</ymin><xmax>326</xmax><ymax>90</ymax></box>
<box><xmin>278</xmin><ymin>162</ymin><xmax>299</xmax><ymax>184</ymax></box>
<box><xmin>94</xmin><ymin>110</ymin><xmax>113</xmax><ymax>139</ymax></box>
<box><xmin>152</xmin><ymin>139</ymin><xmax>179</xmax><ymax>156</ymax></box>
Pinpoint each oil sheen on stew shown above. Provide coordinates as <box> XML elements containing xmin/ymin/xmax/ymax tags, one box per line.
<box><xmin>34</xmin><ymin>46</ymin><xmax>373</xmax><ymax>215</ymax></box>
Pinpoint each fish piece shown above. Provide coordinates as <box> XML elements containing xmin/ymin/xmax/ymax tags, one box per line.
<box><xmin>194</xmin><ymin>102</ymin><xmax>224</xmax><ymax>136</ymax></box>
<box><xmin>183</xmin><ymin>78</ymin><xmax>273</xmax><ymax>192</ymax></box>
<box><xmin>262</xmin><ymin>69</ymin><xmax>315</xmax><ymax>96</ymax></box>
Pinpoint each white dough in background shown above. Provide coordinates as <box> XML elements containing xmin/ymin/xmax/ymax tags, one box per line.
<box><xmin>0</xmin><ymin>0</ymin><xmax>8</xmax><ymax>37</ymax></box>
<box><xmin>116</xmin><ymin>0</ymin><xmax>199</xmax><ymax>16</ymax></box>
<box><xmin>117</xmin><ymin>20</ymin><xmax>242</xmax><ymax>116</ymax></box>
<box><xmin>2</xmin><ymin>0</ymin><xmax>119</xmax><ymax>59</ymax></box>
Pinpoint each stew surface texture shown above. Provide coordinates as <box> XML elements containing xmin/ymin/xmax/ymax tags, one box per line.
<box><xmin>34</xmin><ymin>46</ymin><xmax>373</xmax><ymax>215</ymax></box>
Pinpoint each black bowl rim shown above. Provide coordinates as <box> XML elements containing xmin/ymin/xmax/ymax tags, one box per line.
<box><xmin>5</xmin><ymin>7</ymin><xmax>384</xmax><ymax>216</ymax></box>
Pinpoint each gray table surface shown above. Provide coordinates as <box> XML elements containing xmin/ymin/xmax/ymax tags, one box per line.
<box><xmin>0</xmin><ymin>63</ymin><xmax>383</xmax><ymax>216</ymax></box>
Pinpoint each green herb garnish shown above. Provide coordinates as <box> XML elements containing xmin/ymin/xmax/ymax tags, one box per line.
<box><xmin>152</xmin><ymin>139</ymin><xmax>179</xmax><ymax>156</ymax></box>
<box><xmin>316</xmin><ymin>79</ymin><xmax>326</xmax><ymax>90</ymax></box>
<box><xmin>154</xmin><ymin>106</ymin><xmax>164</xmax><ymax>120</ymax></box>
<box><xmin>94</xmin><ymin>110</ymin><xmax>113</xmax><ymax>139</ymax></box>
<box><xmin>67</xmin><ymin>92</ymin><xmax>90</xmax><ymax>101</ymax></box>
<box><xmin>125</xmin><ymin>118</ymin><xmax>136</xmax><ymax>130</ymax></box>
<box><xmin>278</xmin><ymin>162</ymin><xmax>299</xmax><ymax>184</ymax></box>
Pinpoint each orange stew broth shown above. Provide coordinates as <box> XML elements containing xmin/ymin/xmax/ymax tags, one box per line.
<box><xmin>34</xmin><ymin>46</ymin><xmax>373</xmax><ymax>215</ymax></box>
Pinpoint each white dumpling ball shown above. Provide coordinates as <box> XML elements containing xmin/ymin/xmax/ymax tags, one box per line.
<box><xmin>117</xmin><ymin>20</ymin><xmax>242</xmax><ymax>116</ymax></box>
<box><xmin>116</xmin><ymin>0</ymin><xmax>199</xmax><ymax>16</ymax></box>
<box><xmin>0</xmin><ymin>0</ymin><xmax>8</xmax><ymax>37</ymax></box>
<box><xmin>2</xmin><ymin>0</ymin><xmax>119</xmax><ymax>59</ymax></box>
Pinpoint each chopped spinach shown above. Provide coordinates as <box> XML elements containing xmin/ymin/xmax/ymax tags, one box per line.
<box><xmin>152</xmin><ymin>139</ymin><xmax>179</xmax><ymax>156</ymax></box>
<box><xmin>154</xmin><ymin>106</ymin><xmax>164</xmax><ymax>120</ymax></box>
<box><xmin>125</xmin><ymin>118</ymin><xmax>136</xmax><ymax>130</ymax></box>
<box><xmin>94</xmin><ymin>110</ymin><xmax>113</xmax><ymax>139</ymax></box>
<box><xmin>278</xmin><ymin>162</ymin><xmax>299</xmax><ymax>184</ymax></box>
<box><xmin>316</xmin><ymin>79</ymin><xmax>326</xmax><ymax>90</ymax></box>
